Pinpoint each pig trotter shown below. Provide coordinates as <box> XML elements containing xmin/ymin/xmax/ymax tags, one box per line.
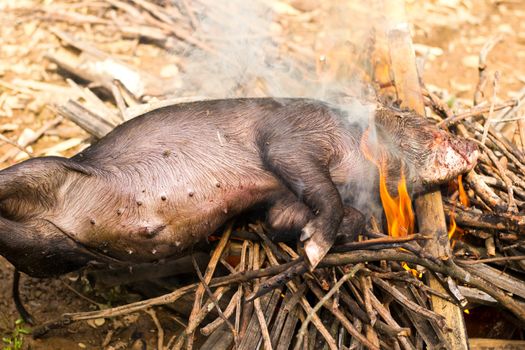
<box><xmin>334</xmin><ymin>206</ymin><xmax>366</xmax><ymax>244</ymax></box>
<box><xmin>302</xmin><ymin>221</ymin><xmax>335</xmax><ymax>268</ymax></box>
<box><xmin>265</xmin><ymin>193</ymin><xmax>311</xmax><ymax>242</ymax></box>
<box><xmin>302</xmin><ymin>206</ymin><xmax>365</xmax><ymax>268</ymax></box>
<box><xmin>261</xmin><ymin>142</ymin><xmax>344</xmax><ymax>269</ymax></box>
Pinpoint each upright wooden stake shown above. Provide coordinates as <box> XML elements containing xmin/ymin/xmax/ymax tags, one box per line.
<box><xmin>380</xmin><ymin>1</ymin><xmax>469</xmax><ymax>349</ymax></box>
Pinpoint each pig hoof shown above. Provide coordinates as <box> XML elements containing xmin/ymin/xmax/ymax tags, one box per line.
<box><xmin>304</xmin><ymin>234</ymin><xmax>331</xmax><ymax>270</ymax></box>
<box><xmin>300</xmin><ymin>222</ymin><xmax>315</xmax><ymax>241</ymax></box>
<box><xmin>302</xmin><ymin>222</ymin><xmax>332</xmax><ymax>269</ymax></box>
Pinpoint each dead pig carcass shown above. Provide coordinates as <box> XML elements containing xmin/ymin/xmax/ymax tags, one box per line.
<box><xmin>0</xmin><ymin>98</ymin><xmax>478</xmax><ymax>277</ymax></box>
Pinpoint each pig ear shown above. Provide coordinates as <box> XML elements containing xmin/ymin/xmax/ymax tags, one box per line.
<box><xmin>0</xmin><ymin>215</ymin><xmax>97</xmax><ymax>277</ymax></box>
<box><xmin>56</xmin><ymin>158</ymin><xmax>93</xmax><ymax>176</ymax></box>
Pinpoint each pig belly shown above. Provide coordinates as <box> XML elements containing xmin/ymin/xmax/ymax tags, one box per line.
<box><xmin>54</xmin><ymin>161</ymin><xmax>283</xmax><ymax>262</ymax></box>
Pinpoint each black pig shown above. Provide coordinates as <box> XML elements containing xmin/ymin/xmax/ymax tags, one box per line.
<box><xmin>0</xmin><ymin>98</ymin><xmax>478</xmax><ymax>277</ymax></box>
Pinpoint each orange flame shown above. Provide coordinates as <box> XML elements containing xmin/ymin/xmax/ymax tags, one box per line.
<box><xmin>402</xmin><ymin>262</ymin><xmax>422</xmax><ymax>278</ymax></box>
<box><xmin>361</xmin><ymin>127</ymin><xmax>415</xmax><ymax>238</ymax></box>
<box><xmin>379</xmin><ymin>162</ymin><xmax>415</xmax><ymax>238</ymax></box>
<box><xmin>458</xmin><ymin>174</ymin><xmax>469</xmax><ymax>207</ymax></box>
<box><xmin>448</xmin><ymin>209</ymin><xmax>457</xmax><ymax>240</ymax></box>
<box><xmin>361</xmin><ymin>128</ymin><xmax>419</xmax><ymax>276</ymax></box>
<box><xmin>448</xmin><ymin>175</ymin><xmax>469</xmax><ymax>246</ymax></box>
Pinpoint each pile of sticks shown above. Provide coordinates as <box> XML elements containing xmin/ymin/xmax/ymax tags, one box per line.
<box><xmin>33</xmin><ymin>221</ymin><xmax>524</xmax><ymax>349</ymax></box>
<box><xmin>2</xmin><ymin>0</ymin><xmax>525</xmax><ymax>349</ymax></box>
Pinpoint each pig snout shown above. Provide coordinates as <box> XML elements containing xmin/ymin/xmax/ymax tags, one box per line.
<box><xmin>417</xmin><ymin>130</ymin><xmax>479</xmax><ymax>185</ymax></box>
<box><xmin>370</xmin><ymin>107</ymin><xmax>479</xmax><ymax>189</ymax></box>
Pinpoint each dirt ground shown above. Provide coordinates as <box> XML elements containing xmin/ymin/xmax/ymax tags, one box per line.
<box><xmin>0</xmin><ymin>0</ymin><xmax>524</xmax><ymax>349</ymax></box>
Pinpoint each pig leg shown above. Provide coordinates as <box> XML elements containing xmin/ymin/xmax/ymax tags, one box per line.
<box><xmin>335</xmin><ymin>206</ymin><xmax>366</xmax><ymax>244</ymax></box>
<box><xmin>261</xmin><ymin>146</ymin><xmax>344</xmax><ymax>268</ymax></box>
<box><xmin>267</xmin><ymin>197</ymin><xmax>365</xmax><ymax>244</ymax></box>
<box><xmin>266</xmin><ymin>194</ymin><xmax>311</xmax><ymax>235</ymax></box>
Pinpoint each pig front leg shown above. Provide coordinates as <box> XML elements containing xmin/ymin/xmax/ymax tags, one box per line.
<box><xmin>260</xmin><ymin>144</ymin><xmax>345</xmax><ymax>268</ymax></box>
<box><xmin>334</xmin><ymin>206</ymin><xmax>366</xmax><ymax>244</ymax></box>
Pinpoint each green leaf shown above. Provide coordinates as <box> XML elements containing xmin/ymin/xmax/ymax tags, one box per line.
<box><xmin>18</xmin><ymin>328</ymin><xmax>30</xmax><ymax>335</ymax></box>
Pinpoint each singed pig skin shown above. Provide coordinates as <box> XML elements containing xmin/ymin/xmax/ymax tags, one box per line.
<box><xmin>0</xmin><ymin>98</ymin><xmax>478</xmax><ymax>276</ymax></box>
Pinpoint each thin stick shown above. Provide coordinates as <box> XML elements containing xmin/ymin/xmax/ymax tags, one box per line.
<box><xmin>457</xmin><ymin>256</ymin><xmax>525</xmax><ymax>265</ymax></box>
<box><xmin>0</xmin><ymin>134</ymin><xmax>34</xmax><ymax>157</ymax></box>
<box><xmin>186</xmin><ymin>223</ymin><xmax>233</xmax><ymax>349</ymax></box>
<box><xmin>474</xmin><ymin>34</ymin><xmax>503</xmax><ymax>105</ymax></box>
<box><xmin>331</xmin><ymin>234</ymin><xmax>429</xmax><ymax>252</ymax></box>
<box><xmin>481</xmin><ymin>71</ymin><xmax>499</xmax><ymax>144</ymax></box>
<box><xmin>144</xmin><ymin>308</ymin><xmax>164</xmax><ymax>350</ymax></box>
<box><xmin>236</xmin><ymin>240</ymin><xmax>248</xmax><ymax>339</ymax></box>
<box><xmin>166</xmin><ymin>334</ymin><xmax>178</xmax><ymax>350</ymax></box>
<box><xmin>252</xmin><ymin>243</ymin><xmax>273</xmax><ymax>350</ymax></box>
<box><xmin>101</xmin><ymin>329</ymin><xmax>114</xmax><ymax>348</ymax></box>
<box><xmin>518</xmin><ymin>115</ymin><xmax>525</xmax><ymax>153</ymax></box>
<box><xmin>192</xmin><ymin>254</ymin><xmax>239</xmax><ymax>348</ymax></box>
<box><xmin>294</xmin><ymin>264</ymin><xmax>364</xmax><ymax>350</ymax></box>
<box><xmin>361</xmin><ymin>275</ymin><xmax>377</xmax><ymax>327</ymax></box>
<box><xmin>200</xmin><ymin>289</ymin><xmax>242</xmax><ymax>336</ymax></box>
<box><xmin>110</xmin><ymin>81</ymin><xmax>127</xmax><ymax>122</ymax></box>
<box><xmin>59</xmin><ymin>280</ymin><xmax>100</xmax><ymax>307</ymax></box>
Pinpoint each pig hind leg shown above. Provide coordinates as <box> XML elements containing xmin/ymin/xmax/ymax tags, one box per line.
<box><xmin>266</xmin><ymin>195</ymin><xmax>365</xmax><ymax>245</ymax></box>
<box><xmin>267</xmin><ymin>193</ymin><xmax>311</xmax><ymax>232</ymax></box>
<box><xmin>265</xmin><ymin>193</ymin><xmax>312</xmax><ymax>241</ymax></box>
<box><xmin>261</xmin><ymin>143</ymin><xmax>344</xmax><ymax>268</ymax></box>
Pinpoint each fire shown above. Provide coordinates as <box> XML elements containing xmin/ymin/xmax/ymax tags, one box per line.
<box><xmin>361</xmin><ymin>128</ymin><xmax>419</xmax><ymax>276</ymax></box>
<box><xmin>360</xmin><ymin>127</ymin><xmax>415</xmax><ymax>238</ymax></box>
<box><xmin>458</xmin><ymin>174</ymin><xmax>469</xmax><ymax>207</ymax></box>
<box><xmin>448</xmin><ymin>175</ymin><xmax>469</xmax><ymax>245</ymax></box>
<box><xmin>379</xmin><ymin>162</ymin><xmax>414</xmax><ymax>238</ymax></box>
<box><xmin>402</xmin><ymin>262</ymin><xmax>422</xmax><ymax>278</ymax></box>
<box><xmin>448</xmin><ymin>210</ymin><xmax>457</xmax><ymax>240</ymax></box>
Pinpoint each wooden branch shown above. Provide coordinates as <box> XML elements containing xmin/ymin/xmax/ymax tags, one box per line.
<box><xmin>185</xmin><ymin>224</ymin><xmax>233</xmax><ymax>349</ymax></box>
<box><xmin>473</xmin><ymin>34</ymin><xmax>503</xmax><ymax>106</ymax></box>
<box><xmin>294</xmin><ymin>264</ymin><xmax>364</xmax><ymax>350</ymax></box>
<box><xmin>372</xmin><ymin>278</ymin><xmax>447</xmax><ymax>329</ymax></box>
<box><xmin>443</xmin><ymin>201</ymin><xmax>525</xmax><ymax>233</ymax></box>
<box><xmin>380</xmin><ymin>2</ymin><xmax>469</xmax><ymax>346</ymax></box>
<box><xmin>57</xmin><ymin>100</ymin><xmax>114</xmax><ymax>138</ymax></box>
<box><xmin>459</xmin><ymin>263</ymin><xmax>525</xmax><ymax>300</ymax></box>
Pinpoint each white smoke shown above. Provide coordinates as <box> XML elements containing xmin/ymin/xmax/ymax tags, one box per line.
<box><xmin>174</xmin><ymin>1</ymin><xmax>375</xmax><ymax>102</ymax></box>
<box><xmin>172</xmin><ymin>0</ymin><xmax>383</xmax><ymax>217</ymax></box>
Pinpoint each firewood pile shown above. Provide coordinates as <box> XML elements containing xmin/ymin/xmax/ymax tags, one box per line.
<box><xmin>1</xmin><ymin>0</ymin><xmax>525</xmax><ymax>349</ymax></box>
